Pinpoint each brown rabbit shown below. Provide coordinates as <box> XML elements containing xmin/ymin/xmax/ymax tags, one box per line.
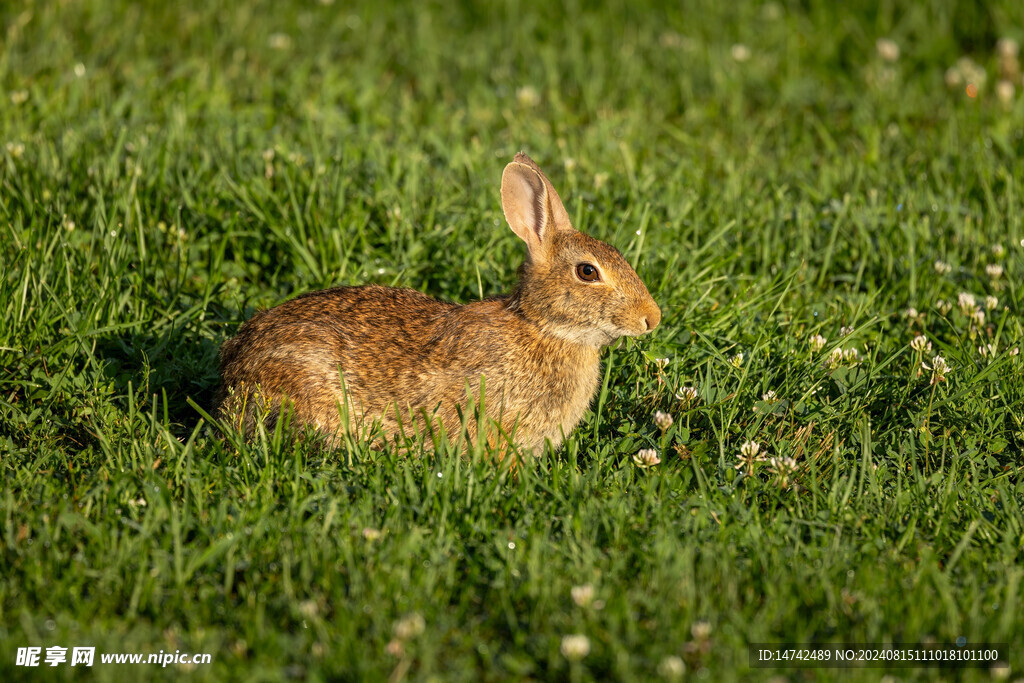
<box><xmin>216</xmin><ymin>153</ymin><xmax>661</xmax><ymax>454</ymax></box>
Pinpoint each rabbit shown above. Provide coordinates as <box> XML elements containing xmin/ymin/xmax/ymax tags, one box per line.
<box><xmin>216</xmin><ymin>152</ymin><xmax>661</xmax><ymax>454</ymax></box>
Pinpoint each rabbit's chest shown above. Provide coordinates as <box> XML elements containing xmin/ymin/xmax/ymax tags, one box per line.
<box><xmin>508</xmin><ymin>348</ymin><xmax>601</xmax><ymax>446</ymax></box>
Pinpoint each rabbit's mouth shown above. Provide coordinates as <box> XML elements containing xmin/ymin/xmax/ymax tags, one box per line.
<box><xmin>578</xmin><ymin>313</ymin><xmax>658</xmax><ymax>346</ymax></box>
<box><xmin>597</xmin><ymin>324</ymin><xmax>644</xmax><ymax>346</ymax></box>
<box><xmin>609</xmin><ymin>326</ymin><xmax>647</xmax><ymax>343</ymax></box>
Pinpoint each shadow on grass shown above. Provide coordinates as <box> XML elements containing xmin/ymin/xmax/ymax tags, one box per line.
<box><xmin>94</xmin><ymin>320</ymin><xmax>231</xmax><ymax>436</ymax></box>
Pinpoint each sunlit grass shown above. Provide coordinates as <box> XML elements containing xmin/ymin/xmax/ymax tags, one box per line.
<box><xmin>2</xmin><ymin>0</ymin><xmax>1023</xmax><ymax>680</ymax></box>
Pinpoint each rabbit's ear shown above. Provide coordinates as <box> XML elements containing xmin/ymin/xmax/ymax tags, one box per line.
<box><xmin>511</xmin><ymin>153</ymin><xmax>573</xmax><ymax>230</ymax></box>
<box><xmin>501</xmin><ymin>153</ymin><xmax>573</xmax><ymax>260</ymax></box>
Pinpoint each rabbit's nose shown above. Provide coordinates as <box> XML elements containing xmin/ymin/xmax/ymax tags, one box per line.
<box><xmin>642</xmin><ymin>304</ymin><xmax>661</xmax><ymax>332</ymax></box>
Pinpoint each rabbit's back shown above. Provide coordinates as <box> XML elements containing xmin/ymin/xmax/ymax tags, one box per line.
<box><xmin>218</xmin><ymin>285</ymin><xmax>456</xmax><ymax>436</ymax></box>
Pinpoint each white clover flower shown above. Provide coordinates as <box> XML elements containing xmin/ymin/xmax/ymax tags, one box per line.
<box><xmin>362</xmin><ymin>527</ymin><xmax>382</xmax><ymax>541</ymax></box>
<box><xmin>933</xmin><ymin>260</ymin><xmax>952</xmax><ymax>275</ymax></box>
<box><xmin>9</xmin><ymin>90</ymin><xmax>28</xmax><ymax>105</ymax></box>
<box><xmin>825</xmin><ymin>347</ymin><xmax>845</xmax><ymax>369</ymax></box>
<box><xmin>876</xmin><ymin>38</ymin><xmax>900</xmax><ymax>62</ymax></box>
<box><xmin>735</xmin><ymin>440</ymin><xmax>766</xmax><ymax>475</ymax></box>
<box><xmin>991</xmin><ymin>662</ymin><xmax>1012</xmax><ymax>681</ymax></box>
<box><xmin>516</xmin><ymin>85</ymin><xmax>540</xmax><ymax>107</ymax></box>
<box><xmin>936</xmin><ymin>299</ymin><xmax>952</xmax><ymax>315</ymax></box>
<box><xmin>659</xmin><ymin>31</ymin><xmax>683</xmax><ymax>48</ymax></box>
<box><xmin>761</xmin><ymin>2</ymin><xmax>783</xmax><ymax>20</ymax></box>
<box><xmin>769</xmin><ymin>456</ymin><xmax>798</xmax><ymax>474</ymax></box>
<box><xmin>986</xmin><ymin>263</ymin><xmax>1004</xmax><ymax>279</ymax></box>
<box><xmin>653</xmin><ymin>357</ymin><xmax>670</xmax><ymax>368</ymax></box>
<box><xmin>978</xmin><ymin>343</ymin><xmax>997</xmax><ymax>358</ymax></box>
<box><xmin>903</xmin><ymin>307</ymin><xmax>919</xmax><ymax>319</ymax></box>
<box><xmin>840</xmin><ymin>326</ymin><xmax>855</xmax><ymax>337</ymax></box>
<box><xmin>298</xmin><ymin>600</ymin><xmax>319</xmax><ymax>619</ymax></box>
<box><xmin>910</xmin><ymin>335</ymin><xmax>932</xmax><ymax>353</ymax></box>
<box><xmin>956</xmin><ymin>56</ymin><xmax>987</xmax><ymax>88</ymax></box>
<box><xmin>571</xmin><ymin>584</ymin><xmax>595</xmax><ymax>607</ymax></box>
<box><xmin>393</xmin><ymin>613</ymin><xmax>425</xmax><ymax>640</ymax></box>
<box><xmin>945</xmin><ymin>66</ymin><xmax>964</xmax><ymax>88</ymax></box>
<box><xmin>992</xmin><ymin>244</ymin><xmax>1006</xmax><ymax>257</ymax></box>
<box><xmin>997</xmin><ymin>37</ymin><xmax>1020</xmax><ymax>59</ymax></box>
<box><xmin>923</xmin><ymin>355</ymin><xmax>950</xmax><ymax>385</ymax></box>
<box><xmin>658</xmin><ymin>655</ymin><xmax>686</xmax><ymax>679</ymax></box>
<box><xmin>730</xmin><ymin>43</ymin><xmax>751</xmax><ymax>62</ymax></box>
<box><xmin>691</xmin><ymin>620</ymin><xmax>713</xmax><ymax>640</ymax></box>
<box><xmin>843</xmin><ymin>347</ymin><xmax>860</xmax><ymax>363</ymax></box>
<box><xmin>957</xmin><ymin>292</ymin><xmax>977</xmax><ymax>313</ymax></box>
<box><xmin>267</xmin><ymin>33</ymin><xmax>293</xmax><ymax>50</ymax></box>
<box><xmin>1009</xmin><ymin>347</ymin><xmax>1019</xmax><ymax>357</ymax></box>
<box><xmin>560</xmin><ymin>634</ymin><xmax>591</xmax><ymax>661</ymax></box>
<box><xmin>633</xmin><ymin>448</ymin><xmax>661</xmax><ymax>468</ymax></box>
<box><xmin>769</xmin><ymin>456</ymin><xmax>799</xmax><ymax>487</ymax></box>
<box><xmin>985</xmin><ymin>295</ymin><xmax>999</xmax><ymax>310</ymax></box>
<box><xmin>995</xmin><ymin>79</ymin><xmax>1015</xmax><ymax>105</ymax></box>
<box><xmin>761</xmin><ymin>390</ymin><xmax>778</xmax><ymax>403</ymax></box>
<box><xmin>970</xmin><ymin>309</ymin><xmax>986</xmax><ymax>326</ymax></box>
<box><xmin>808</xmin><ymin>334</ymin><xmax>827</xmax><ymax>352</ymax></box>
<box><xmin>653</xmin><ymin>410</ymin><xmax>674</xmax><ymax>432</ymax></box>
<box><xmin>675</xmin><ymin>386</ymin><xmax>699</xmax><ymax>404</ymax></box>
<box><xmin>730</xmin><ymin>352</ymin><xmax>744</xmax><ymax>368</ymax></box>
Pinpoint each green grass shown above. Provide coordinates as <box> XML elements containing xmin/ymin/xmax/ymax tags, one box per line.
<box><xmin>2</xmin><ymin>0</ymin><xmax>1024</xmax><ymax>680</ymax></box>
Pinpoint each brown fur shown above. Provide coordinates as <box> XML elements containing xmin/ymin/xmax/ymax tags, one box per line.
<box><xmin>216</xmin><ymin>153</ymin><xmax>661</xmax><ymax>454</ymax></box>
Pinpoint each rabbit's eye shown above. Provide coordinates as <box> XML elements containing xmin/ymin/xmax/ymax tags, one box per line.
<box><xmin>576</xmin><ymin>263</ymin><xmax>600</xmax><ymax>282</ymax></box>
